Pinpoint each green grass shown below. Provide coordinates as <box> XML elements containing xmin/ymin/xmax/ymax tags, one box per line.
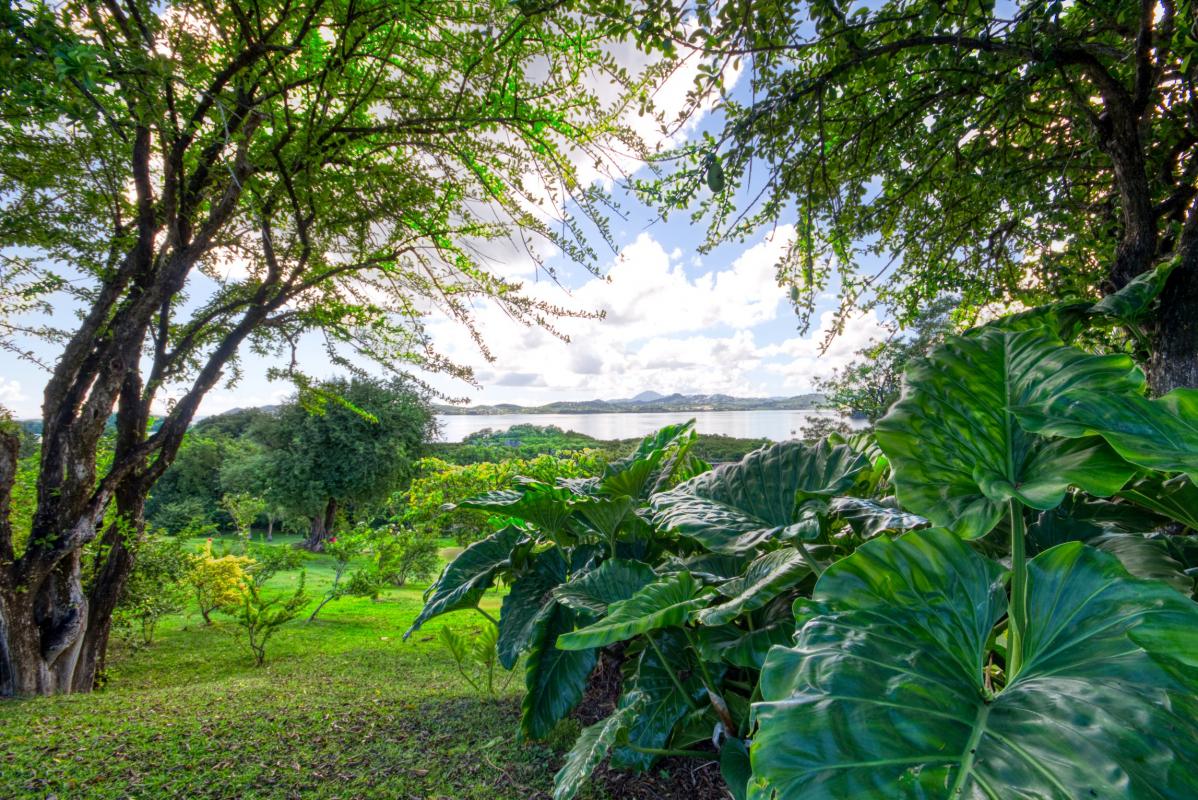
<box><xmin>0</xmin><ymin>537</ymin><xmax>589</xmax><ymax>799</ymax></box>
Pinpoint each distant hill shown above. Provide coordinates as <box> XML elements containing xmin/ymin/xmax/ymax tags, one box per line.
<box><xmin>435</xmin><ymin>393</ymin><xmax>826</xmax><ymax>415</ymax></box>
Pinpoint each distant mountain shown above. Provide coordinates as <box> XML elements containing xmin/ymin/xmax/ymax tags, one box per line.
<box><xmin>435</xmin><ymin>393</ymin><xmax>827</xmax><ymax>415</ymax></box>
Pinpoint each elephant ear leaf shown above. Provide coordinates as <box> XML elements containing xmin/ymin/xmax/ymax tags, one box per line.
<box><xmin>556</xmin><ymin>572</ymin><xmax>708</xmax><ymax>650</ymax></box>
<box><xmin>457</xmin><ymin>482</ymin><xmax>575</xmax><ymax>535</ymax></box>
<box><xmin>650</xmin><ymin>440</ymin><xmax>867</xmax><ymax>553</ymax></box>
<box><xmin>498</xmin><ymin>549</ymin><xmax>569</xmax><ymax>669</ymax></box>
<box><xmin>875</xmin><ymin>328</ymin><xmax>1141</xmax><ymax>539</ymax></box>
<box><xmin>521</xmin><ymin>603</ymin><xmax>598</xmax><ymax>740</ymax></box>
<box><xmin>750</xmin><ymin>529</ymin><xmax>1198</xmax><ymax>799</ymax></box>
<box><xmin>1120</xmin><ymin>473</ymin><xmax>1198</xmax><ymax>531</ymax></box>
<box><xmin>405</xmin><ymin>525</ymin><xmax>525</xmax><ymax>637</ymax></box>
<box><xmin>1016</xmin><ymin>388</ymin><xmax>1198</xmax><ymax>484</ymax></box>
<box><xmin>552</xmin><ymin>695</ymin><xmax>643</xmax><ymax>800</ymax></box>
<box><xmin>699</xmin><ymin>548</ymin><xmax>812</xmax><ymax>626</ymax></box>
<box><xmin>552</xmin><ymin>558</ymin><xmax>656</xmax><ymax>615</ymax></box>
<box><xmin>1089</xmin><ymin>256</ymin><xmax>1180</xmax><ymax>322</ymax></box>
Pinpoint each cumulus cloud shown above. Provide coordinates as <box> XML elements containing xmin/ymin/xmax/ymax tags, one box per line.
<box><xmin>760</xmin><ymin>309</ymin><xmax>892</xmax><ymax>389</ymax></box>
<box><xmin>0</xmin><ymin>378</ymin><xmax>26</xmax><ymax>410</ymax></box>
<box><xmin>417</xmin><ymin>224</ymin><xmax>870</xmax><ymax>402</ymax></box>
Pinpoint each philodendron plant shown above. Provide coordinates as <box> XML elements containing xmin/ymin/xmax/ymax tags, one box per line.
<box><xmin>748</xmin><ymin>323</ymin><xmax>1198</xmax><ymax>798</ymax></box>
<box><xmin>405</xmin><ymin>422</ymin><xmax>708</xmax><ymax>741</ymax></box>
<box><xmin>552</xmin><ymin>436</ymin><xmax>927</xmax><ymax>800</ymax></box>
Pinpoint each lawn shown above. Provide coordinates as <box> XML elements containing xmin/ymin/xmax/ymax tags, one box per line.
<box><xmin>0</xmin><ymin>536</ymin><xmax>583</xmax><ymax>800</ymax></box>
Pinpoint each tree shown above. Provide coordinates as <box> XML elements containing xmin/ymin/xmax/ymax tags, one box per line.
<box><xmin>633</xmin><ymin>0</ymin><xmax>1198</xmax><ymax>392</ymax></box>
<box><xmin>0</xmin><ymin>0</ymin><xmax>641</xmax><ymax>694</ymax></box>
<box><xmin>306</xmin><ymin>528</ymin><xmax>375</xmax><ymax>622</ymax></box>
<box><xmin>817</xmin><ymin>298</ymin><xmax>957</xmax><ymax>423</ymax></box>
<box><xmin>221</xmin><ymin>492</ymin><xmax>267</xmax><ymax>552</ymax></box>
<box><xmin>257</xmin><ymin>377</ymin><xmax>435</xmax><ymax>551</ymax></box>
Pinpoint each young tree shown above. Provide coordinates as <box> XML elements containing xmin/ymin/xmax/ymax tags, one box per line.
<box><xmin>306</xmin><ymin>529</ymin><xmax>375</xmax><ymax>622</ymax></box>
<box><xmin>231</xmin><ymin>572</ymin><xmax>307</xmax><ymax>666</ymax></box>
<box><xmin>634</xmin><ymin>0</ymin><xmax>1198</xmax><ymax>392</ymax></box>
<box><xmin>257</xmin><ymin>376</ymin><xmax>435</xmax><ymax>551</ymax></box>
<box><xmin>0</xmin><ymin>0</ymin><xmax>641</xmax><ymax>694</ymax></box>
<box><xmin>221</xmin><ymin>492</ymin><xmax>267</xmax><ymax>552</ymax></box>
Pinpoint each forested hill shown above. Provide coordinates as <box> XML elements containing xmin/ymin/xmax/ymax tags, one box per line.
<box><xmin>435</xmin><ymin>392</ymin><xmax>825</xmax><ymax>415</ymax></box>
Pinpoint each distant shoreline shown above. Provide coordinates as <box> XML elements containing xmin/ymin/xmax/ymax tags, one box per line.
<box><xmin>435</xmin><ymin>393</ymin><xmax>826</xmax><ymax>416</ymax></box>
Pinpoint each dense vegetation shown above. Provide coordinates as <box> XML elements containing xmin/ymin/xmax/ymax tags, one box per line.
<box><xmin>410</xmin><ymin>277</ymin><xmax>1198</xmax><ymax>799</ymax></box>
<box><xmin>2</xmin><ymin>1</ymin><xmax>1196</xmax><ymax>799</ymax></box>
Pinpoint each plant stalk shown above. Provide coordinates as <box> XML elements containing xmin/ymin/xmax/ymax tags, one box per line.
<box><xmin>796</xmin><ymin>540</ymin><xmax>823</xmax><ymax>578</ymax></box>
<box><xmin>629</xmin><ymin>745</ymin><xmax>711</xmax><ymax>759</ymax></box>
<box><xmin>648</xmin><ymin>633</ymin><xmax>700</xmax><ymax>712</ymax></box>
<box><xmin>1007</xmin><ymin>499</ymin><xmax>1028</xmax><ymax>679</ymax></box>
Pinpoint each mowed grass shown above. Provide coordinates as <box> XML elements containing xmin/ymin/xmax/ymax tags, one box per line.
<box><xmin>0</xmin><ymin>535</ymin><xmax>585</xmax><ymax>800</ymax></box>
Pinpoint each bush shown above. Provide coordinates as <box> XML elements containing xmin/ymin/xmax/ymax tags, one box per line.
<box><xmin>374</xmin><ymin>526</ymin><xmax>439</xmax><ymax>587</ymax></box>
<box><xmin>187</xmin><ymin>540</ymin><xmax>252</xmax><ymax>624</ymax></box>
<box><xmin>246</xmin><ymin>542</ymin><xmax>307</xmax><ymax>587</ymax></box>
<box><xmin>230</xmin><ymin>572</ymin><xmax>308</xmax><ymax>665</ymax></box>
<box><xmin>399</xmin><ymin>452</ymin><xmax>602</xmax><ymax>546</ymax></box>
<box><xmin>113</xmin><ymin>535</ymin><xmax>191</xmax><ymax>644</ymax></box>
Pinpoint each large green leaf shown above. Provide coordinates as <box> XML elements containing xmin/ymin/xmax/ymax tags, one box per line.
<box><xmin>556</xmin><ymin>572</ymin><xmax>708</xmax><ymax>651</ymax></box>
<box><xmin>694</xmin><ymin>596</ymin><xmax>795</xmax><ymax>670</ymax></box>
<box><xmin>699</xmin><ymin>548</ymin><xmax>811</xmax><ymax>626</ymax></box>
<box><xmin>600</xmin><ymin>420</ymin><xmax>698</xmax><ymax>499</ymax></box>
<box><xmin>750</xmin><ymin>529</ymin><xmax>1198</xmax><ymax>799</ymax></box>
<box><xmin>573</xmin><ymin>495</ymin><xmax>635</xmax><ymax>541</ymax></box>
<box><xmin>521</xmin><ymin>603</ymin><xmax>597</xmax><ymax>740</ymax></box>
<box><xmin>875</xmin><ymin>328</ymin><xmax>1140</xmax><ymax>539</ymax></box>
<box><xmin>610</xmin><ymin>630</ymin><xmax>706</xmax><ymax>771</ymax></box>
<box><xmin>498</xmin><ymin>549</ymin><xmax>568</xmax><ymax>669</ymax></box>
<box><xmin>552</xmin><ymin>695</ymin><xmax>643</xmax><ymax>800</ymax></box>
<box><xmin>1088</xmin><ymin>533</ymin><xmax>1195</xmax><ymax>595</ymax></box>
<box><xmin>1120</xmin><ymin>473</ymin><xmax>1198</xmax><ymax>530</ymax></box>
<box><xmin>720</xmin><ymin>737</ymin><xmax>752</xmax><ymax>800</ymax></box>
<box><xmin>457</xmin><ymin>481</ymin><xmax>576</xmax><ymax>535</ymax></box>
<box><xmin>826</xmin><ymin>496</ymin><xmax>928</xmax><ymax>539</ymax></box>
<box><xmin>1090</xmin><ymin>256</ymin><xmax>1181</xmax><ymax>322</ymax></box>
<box><xmin>1028</xmin><ymin>493</ymin><xmax>1163</xmax><ymax>550</ymax></box>
<box><xmin>1017</xmin><ymin>388</ymin><xmax>1198</xmax><ymax>483</ymax></box>
<box><xmin>405</xmin><ymin>525</ymin><xmax>526</xmax><ymax>637</ymax></box>
<box><xmin>552</xmin><ymin>558</ymin><xmax>656</xmax><ymax>615</ymax></box>
<box><xmin>650</xmin><ymin>440</ymin><xmax>867</xmax><ymax>554</ymax></box>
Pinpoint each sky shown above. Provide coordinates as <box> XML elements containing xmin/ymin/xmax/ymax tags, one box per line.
<box><xmin>0</xmin><ymin>36</ymin><xmax>895</xmax><ymax>421</ymax></box>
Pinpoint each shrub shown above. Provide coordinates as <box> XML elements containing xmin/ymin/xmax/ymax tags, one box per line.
<box><xmin>307</xmin><ymin>527</ymin><xmax>376</xmax><ymax>622</ymax></box>
<box><xmin>374</xmin><ymin>526</ymin><xmax>440</xmax><ymax>587</ymax></box>
<box><xmin>187</xmin><ymin>540</ymin><xmax>252</xmax><ymax>624</ymax></box>
<box><xmin>230</xmin><ymin>572</ymin><xmax>308</xmax><ymax>666</ymax></box>
<box><xmin>113</xmin><ymin>535</ymin><xmax>191</xmax><ymax>644</ymax></box>
<box><xmin>246</xmin><ymin>542</ymin><xmax>307</xmax><ymax>587</ymax></box>
<box><xmin>439</xmin><ymin>619</ymin><xmax>513</xmax><ymax>696</ymax></box>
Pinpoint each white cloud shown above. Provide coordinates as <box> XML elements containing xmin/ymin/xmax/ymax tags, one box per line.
<box><xmin>0</xmin><ymin>378</ymin><xmax>26</xmax><ymax>410</ymax></box>
<box><xmin>760</xmin><ymin>309</ymin><xmax>892</xmax><ymax>390</ymax></box>
<box><xmin>420</xmin><ymin>225</ymin><xmax>833</xmax><ymax>401</ymax></box>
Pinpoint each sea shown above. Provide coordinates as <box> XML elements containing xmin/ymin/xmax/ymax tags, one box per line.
<box><xmin>434</xmin><ymin>409</ymin><xmax>860</xmax><ymax>443</ymax></box>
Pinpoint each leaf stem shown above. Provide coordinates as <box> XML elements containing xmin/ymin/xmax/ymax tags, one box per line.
<box><xmin>796</xmin><ymin>540</ymin><xmax>823</xmax><ymax>578</ymax></box>
<box><xmin>475</xmin><ymin>606</ymin><xmax>499</xmax><ymax>626</ymax></box>
<box><xmin>628</xmin><ymin>745</ymin><xmax>711</xmax><ymax>759</ymax></box>
<box><xmin>648</xmin><ymin>633</ymin><xmax>700</xmax><ymax>712</ymax></box>
<box><xmin>1007</xmin><ymin>499</ymin><xmax>1027</xmax><ymax>678</ymax></box>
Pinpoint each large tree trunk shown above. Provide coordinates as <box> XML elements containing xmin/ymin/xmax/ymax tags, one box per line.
<box><xmin>1146</xmin><ymin>200</ymin><xmax>1198</xmax><ymax>393</ymax></box>
<box><xmin>303</xmin><ymin>498</ymin><xmax>337</xmax><ymax>552</ymax></box>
